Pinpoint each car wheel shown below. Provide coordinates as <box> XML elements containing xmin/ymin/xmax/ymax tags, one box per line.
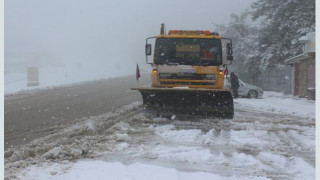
<box><xmin>248</xmin><ymin>90</ymin><xmax>258</xmax><ymax>99</ymax></box>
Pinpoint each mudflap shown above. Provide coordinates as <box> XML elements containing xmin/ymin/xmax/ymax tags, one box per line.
<box><xmin>133</xmin><ymin>88</ymin><xmax>234</xmax><ymax>119</ymax></box>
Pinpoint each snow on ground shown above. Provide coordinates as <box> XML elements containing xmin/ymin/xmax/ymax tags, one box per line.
<box><xmin>4</xmin><ymin>92</ymin><xmax>315</xmax><ymax>180</ymax></box>
<box><xmin>4</xmin><ymin>63</ymin><xmax>135</xmax><ymax>94</ymax></box>
<box><xmin>17</xmin><ymin>160</ymin><xmax>272</xmax><ymax>180</ymax></box>
<box><xmin>234</xmin><ymin>91</ymin><xmax>315</xmax><ymax>119</ymax></box>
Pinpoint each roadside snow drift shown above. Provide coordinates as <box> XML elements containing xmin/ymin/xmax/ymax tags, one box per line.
<box><xmin>234</xmin><ymin>91</ymin><xmax>315</xmax><ymax>119</ymax></box>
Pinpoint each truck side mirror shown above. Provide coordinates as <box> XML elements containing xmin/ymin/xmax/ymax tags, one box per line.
<box><xmin>145</xmin><ymin>44</ymin><xmax>152</xmax><ymax>56</ymax></box>
<box><xmin>226</xmin><ymin>43</ymin><xmax>233</xmax><ymax>61</ymax></box>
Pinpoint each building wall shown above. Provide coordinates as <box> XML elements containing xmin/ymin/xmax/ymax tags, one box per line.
<box><xmin>295</xmin><ymin>57</ymin><xmax>315</xmax><ymax>97</ymax></box>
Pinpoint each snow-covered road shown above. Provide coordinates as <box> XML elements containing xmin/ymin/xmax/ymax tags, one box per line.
<box><xmin>4</xmin><ymin>92</ymin><xmax>315</xmax><ymax>180</ymax></box>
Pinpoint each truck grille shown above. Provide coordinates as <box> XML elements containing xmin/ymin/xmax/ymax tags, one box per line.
<box><xmin>159</xmin><ymin>73</ymin><xmax>217</xmax><ymax>80</ymax></box>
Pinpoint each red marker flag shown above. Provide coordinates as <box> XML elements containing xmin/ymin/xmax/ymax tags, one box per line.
<box><xmin>136</xmin><ymin>64</ymin><xmax>141</xmax><ymax>80</ymax></box>
<box><xmin>224</xmin><ymin>66</ymin><xmax>229</xmax><ymax>75</ymax></box>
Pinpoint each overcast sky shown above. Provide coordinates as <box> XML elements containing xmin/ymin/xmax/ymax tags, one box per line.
<box><xmin>5</xmin><ymin>0</ymin><xmax>256</xmax><ymax>70</ymax></box>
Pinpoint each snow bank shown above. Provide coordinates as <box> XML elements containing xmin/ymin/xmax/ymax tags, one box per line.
<box><xmin>229</xmin><ymin>129</ymin><xmax>270</xmax><ymax>148</ymax></box>
<box><xmin>18</xmin><ymin>160</ymin><xmax>271</xmax><ymax>180</ymax></box>
<box><xmin>155</xmin><ymin>128</ymin><xmax>202</xmax><ymax>143</ymax></box>
<box><xmin>235</xmin><ymin>91</ymin><xmax>315</xmax><ymax>119</ymax></box>
<box><xmin>150</xmin><ymin>145</ymin><xmax>214</xmax><ymax>164</ymax></box>
<box><xmin>257</xmin><ymin>153</ymin><xmax>315</xmax><ymax>180</ymax></box>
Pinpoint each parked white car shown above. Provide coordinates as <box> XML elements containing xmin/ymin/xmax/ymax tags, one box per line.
<box><xmin>224</xmin><ymin>76</ymin><xmax>263</xmax><ymax>98</ymax></box>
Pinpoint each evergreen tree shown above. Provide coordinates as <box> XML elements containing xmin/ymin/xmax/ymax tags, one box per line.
<box><xmin>250</xmin><ymin>0</ymin><xmax>315</xmax><ymax>65</ymax></box>
<box><xmin>216</xmin><ymin>0</ymin><xmax>315</xmax><ymax>86</ymax></box>
<box><xmin>217</xmin><ymin>11</ymin><xmax>261</xmax><ymax>85</ymax></box>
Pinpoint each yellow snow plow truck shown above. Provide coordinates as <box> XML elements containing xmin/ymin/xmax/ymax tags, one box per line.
<box><xmin>132</xmin><ymin>24</ymin><xmax>234</xmax><ymax>118</ymax></box>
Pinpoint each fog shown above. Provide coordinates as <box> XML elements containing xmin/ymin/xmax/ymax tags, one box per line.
<box><xmin>5</xmin><ymin>0</ymin><xmax>255</xmax><ymax>91</ymax></box>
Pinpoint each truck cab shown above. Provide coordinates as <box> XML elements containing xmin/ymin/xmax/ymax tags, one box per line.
<box><xmin>146</xmin><ymin>30</ymin><xmax>233</xmax><ymax>90</ymax></box>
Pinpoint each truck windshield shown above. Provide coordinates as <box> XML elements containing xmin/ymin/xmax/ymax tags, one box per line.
<box><xmin>154</xmin><ymin>38</ymin><xmax>222</xmax><ymax>66</ymax></box>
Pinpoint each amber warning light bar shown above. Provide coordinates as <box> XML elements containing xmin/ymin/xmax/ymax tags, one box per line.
<box><xmin>168</xmin><ymin>30</ymin><xmax>210</xmax><ymax>35</ymax></box>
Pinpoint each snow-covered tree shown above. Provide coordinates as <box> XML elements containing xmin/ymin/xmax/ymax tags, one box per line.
<box><xmin>250</xmin><ymin>0</ymin><xmax>315</xmax><ymax>65</ymax></box>
<box><xmin>215</xmin><ymin>0</ymin><xmax>315</xmax><ymax>87</ymax></box>
<box><xmin>217</xmin><ymin>11</ymin><xmax>261</xmax><ymax>85</ymax></box>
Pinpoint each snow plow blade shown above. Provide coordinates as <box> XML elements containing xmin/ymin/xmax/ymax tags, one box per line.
<box><xmin>131</xmin><ymin>87</ymin><xmax>234</xmax><ymax>118</ymax></box>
